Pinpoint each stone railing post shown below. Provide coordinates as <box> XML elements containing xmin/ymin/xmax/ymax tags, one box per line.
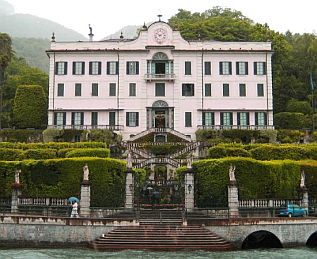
<box><xmin>11</xmin><ymin>169</ymin><xmax>21</xmax><ymax>214</ymax></box>
<box><xmin>184</xmin><ymin>167</ymin><xmax>195</xmax><ymax>212</ymax></box>
<box><xmin>80</xmin><ymin>164</ymin><xmax>91</xmax><ymax>217</ymax></box>
<box><xmin>125</xmin><ymin>168</ymin><xmax>134</xmax><ymax>209</ymax></box>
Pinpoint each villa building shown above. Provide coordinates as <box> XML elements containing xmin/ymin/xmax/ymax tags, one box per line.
<box><xmin>46</xmin><ymin>20</ymin><xmax>273</xmax><ymax>141</ymax></box>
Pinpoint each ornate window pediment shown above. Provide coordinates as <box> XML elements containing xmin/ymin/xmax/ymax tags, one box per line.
<box><xmin>152</xmin><ymin>100</ymin><xmax>168</xmax><ymax>108</ymax></box>
<box><xmin>152</xmin><ymin>52</ymin><xmax>168</xmax><ymax>61</ymax></box>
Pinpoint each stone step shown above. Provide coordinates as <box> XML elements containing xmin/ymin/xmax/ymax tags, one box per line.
<box><xmin>90</xmin><ymin>225</ymin><xmax>235</xmax><ymax>251</ymax></box>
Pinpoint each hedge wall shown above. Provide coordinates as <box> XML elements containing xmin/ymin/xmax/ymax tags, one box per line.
<box><xmin>179</xmin><ymin>157</ymin><xmax>316</xmax><ymax>207</ymax></box>
<box><xmin>207</xmin><ymin>143</ymin><xmax>317</xmax><ymax>161</ymax></box>
<box><xmin>65</xmin><ymin>148</ymin><xmax>110</xmax><ymax>158</ymax></box>
<box><xmin>0</xmin><ymin>158</ymin><xmax>126</xmax><ymax>207</ymax></box>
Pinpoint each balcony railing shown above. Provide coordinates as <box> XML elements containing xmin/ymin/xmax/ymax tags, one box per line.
<box><xmin>48</xmin><ymin>125</ymin><xmax>124</xmax><ymax>131</ymax></box>
<box><xmin>197</xmin><ymin>125</ymin><xmax>275</xmax><ymax>130</ymax></box>
<box><xmin>145</xmin><ymin>73</ymin><xmax>176</xmax><ymax>81</ymax></box>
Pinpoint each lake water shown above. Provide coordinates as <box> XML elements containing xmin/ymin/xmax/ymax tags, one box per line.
<box><xmin>0</xmin><ymin>248</ymin><xmax>316</xmax><ymax>259</ymax></box>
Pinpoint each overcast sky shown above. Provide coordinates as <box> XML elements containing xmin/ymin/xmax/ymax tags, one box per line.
<box><xmin>6</xmin><ymin>0</ymin><xmax>317</xmax><ymax>40</ymax></box>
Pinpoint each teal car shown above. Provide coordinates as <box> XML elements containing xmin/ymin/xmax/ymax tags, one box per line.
<box><xmin>279</xmin><ymin>204</ymin><xmax>307</xmax><ymax>217</ymax></box>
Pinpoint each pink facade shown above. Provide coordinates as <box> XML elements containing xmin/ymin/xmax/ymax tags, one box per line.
<box><xmin>47</xmin><ymin>21</ymin><xmax>273</xmax><ymax>140</ymax></box>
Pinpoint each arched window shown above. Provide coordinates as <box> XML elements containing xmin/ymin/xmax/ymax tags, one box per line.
<box><xmin>152</xmin><ymin>52</ymin><xmax>168</xmax><ymax>60</ymax></box>
<box><xmin>152</xmin><ymin>100</ymin><xmax>168</xmax><ymax>108</ymax></box>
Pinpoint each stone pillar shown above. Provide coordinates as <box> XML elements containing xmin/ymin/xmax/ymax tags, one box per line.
<box><xmin>80</xmin><ymin>164</ymin><xmax>91</xmax><ymax>217</ymax></box>
<box><xmin>11</xmin><ymin>169</ymin><xmax>21</xmax><ymax>214</ymax></box>
<box><xmin>125</xmin><ymin>168</ymin><xmax>134</xmax><ymax>208</ymax></box>
<box><xmin>300</xmin><ymin>170</ymin><xmax>309</xmax><ymax>214</ymax></box>
<box><xmin>228</xmin><ymin>183</ymin><xmax>239</xmax><ymax>218</ymax></box>
<box><xmin>228</xmin><ymin>164</ymin><xmax>239</xmax><ymax>218</ymax></box>
<box><xmin>184</xmin><ymin>167</ymin><xmax>195</xmax><ymax>211</ymax></box>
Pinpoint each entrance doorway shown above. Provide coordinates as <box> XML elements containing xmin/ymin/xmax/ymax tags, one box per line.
<box><xmin>155</xmin><ymin>110</ymin><xmax>166</xmax><ymax>128</ymax></box>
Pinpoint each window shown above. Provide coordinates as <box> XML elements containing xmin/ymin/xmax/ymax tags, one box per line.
<box><xmin>185</xmin><ymin>112</ymin><xmax>192</xmax><ymax>127</ymax></box>
<box><xmin>185</xmin><ymin>61</ymin><xmax>191</xmax><ymax>75</ymax></box>
<box><xmin>71</xmin><ymin>112</ymin><xmax>84</xmax><ymax>128</ymax></box>
<box><xmin>126</xmin><ymin>61</ymin><xmax>139</xmax><ymax>75</ymax></box>
<box><xmin>55</xmin><ymin>62</ymin><xmax>67</xmax><ymax>75</ymax></box>
<box><xmin>223</xmin><ymin>84</ymin><xmax>229</xmax><ymax>97</ymax></box>
<box><xmin>220</xmin><ymin>112</ymin><xmax>233</xmax><ymax>128</ymax></box>
<box><xmin>91</xmin><ymin>112</ymin><xmax>98</xmax><ymax>126</ymax></box>
<box><xmin>75</xmin><ymin>83</ymin><xmax>81</xmax><ymax>96</ymax></box>
<box><xmin>129</xmin><ymin>83</ymin><xmax>136</xmax><ymax>96</ymax></box>
<box><xmin>126</xmin><ymin>112</ymin><xmax>139</xmax><ymax>127</ymax></box>
<box><xmin>155</xmin><ymin>83</ymin><xmax>165</xmax><ymax>96</ymax></box>
<box><xmin>202</xmin><ymin>112</ymin><xmax>214</xmax><ymax>127</ymax></box>
<box><xmin>254</xmin><ymin>62</ymin><xmax>266</xmax><ymax>75</ymax></box>
<box><xmin>109</xmin><ymin>83</ymin><xmax>116</xmax><ymax>96</ymax></box>
<box><xmin>182</xmin><ymin>84</ymin><xmax>194</xmax><ymax>96</ymax></box>
<box><xmin>219</xmin><ymin>62</ymin><xmax>232</xmax><ymax>75</ymax></box>
<box><xmin>257</xmin><ymin>83</ymin><xmax>264</xmax><ymax>97</ymax></box>
<box><xmin>239</xmin><ymin>83</ymin><xmax>246</xmax><ymax>97</ymax></box>
<box><xmin>255</xmin><ymin>112</ymin><xmax>267</xmax><ymax>126</ymax></box>
<box><xmin>57</xmin><ymin>83</ymin><xmax>64</xmax><ymax>96</ymax></box>
<box><xmin>205</xmin><ymin>84</ymin><xmax>211</xmax><ymax>96</ymax></box>
<box><xmin>89</xmin><ymin>61</ymin><xmax>101</xmax><ymax>75</ymax></box>
<box><xmin>92</xmin><ymin>83</ymin><xmax>98</xmax><ymax>96</ymax></box>
<box><xmin>107</xmin><ymin>61</ymin><xmax>118</xmax><ymax>75</ymax></box>
<box><xmin>237</xmin><ymin>112</ymin><xmax>249</xmax><ymax>127</ymax></box>
<box><xmin>236</xmin><ymin>62</ymin><xmax>248</xmax><ymax>75</ymax></box>
<box><xmin>204</xmin><ymin>62</ymin><xmax>211</xmax><ymax>75</ymax></box>
<box><xmin>109</xmin><ymin>112</ymin><xmax>116</xmax><ymax>126</ymax></box>
<box><xmin>54</xmin><ymin>112</ymin><xmax>66</xmax><ymax>127</ymax></box>
<box><xmin>72</xmin><ymin>62</ymin><xmax>85</xmax><ymax>75</ymax></box>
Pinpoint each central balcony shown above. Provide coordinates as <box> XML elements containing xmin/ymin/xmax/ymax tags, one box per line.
<box><xmin>145</xmin><ymin>73</ymin><xmax>176</xmax><ymax>82</ymax></box>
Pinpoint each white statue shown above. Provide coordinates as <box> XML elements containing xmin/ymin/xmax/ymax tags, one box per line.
<box><xmin>187</xmin><ymin>156</ymin><xmax>193</xmax><ymax>169</ymax></box>
<box><xmin>127</xmin><ymin>152</ymin><xmax>132</xmax><ymax>169</ymax></box>
<box><xmin>300</xmin><ymin>170</ymin><xmax>305</xmax><ymax>188</ymax></box>
<box><xmin>229</xmin><ymin>165</ymin><xmax>236</xmax><ymax>182</ymax></box>
<box><xmin>83</xmin><ymin>164</ymin><xmax>89</xmax><ymax>181</ymax></box>
<box><xmin>15</xmin><ymin>169</ymin><xmax>21</xmax><ymax>184</ymax></box>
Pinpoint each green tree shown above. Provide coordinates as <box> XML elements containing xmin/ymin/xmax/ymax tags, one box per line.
<box><xmin>286</xmin><ymin>99</ymin><xmax>312</xmax><ymax>115</ymax></box>
<box><xmin>0</xmin><ymin>33</ymin><xmax>13</xmax><ymax>129</ymax></box>
<box><xmin>1</xmin><ymin>57</ymin><xmax>48</xmax><ymax>127</ymax></box>
<box><xmin>13</xmin><ymin>85</ymin><xmax>47</xmax><ymax>129</ymax></box>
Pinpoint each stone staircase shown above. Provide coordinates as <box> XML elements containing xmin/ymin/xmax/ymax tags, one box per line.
<box><xmin>90</xmin><ymin>225</ymin><xmax>235</xmax><ymax>251</ymax></box>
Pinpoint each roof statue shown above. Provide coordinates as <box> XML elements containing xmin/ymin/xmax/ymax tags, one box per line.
<box><xmin>15</xmin><ymin>169</ymin><xmax>21</xmax><ymax>184</ymax></box>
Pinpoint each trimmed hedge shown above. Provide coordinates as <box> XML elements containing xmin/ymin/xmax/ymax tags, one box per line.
<box><xmin>65</xmin><ymin>148</ymin><xmax>110</xmax><ymax>158</ymax></box>
<box><xmin>186</xmin><ymin>157</ymin><xmax>302</xmax><ymax>207</ymax></box>
<box><xmin>0</xmin><ymin>157</ymin><xmax>127</xmax><ymax>207</ymax></box>
<box><xmin>208</xmin><ymin>146</ymin><xmax>250</xmax><ymax>158</ymax></box>
<box><xmin>207</xmin><ymin>143</ymin><xmax>317</xmax><ymax>161</ymax></box>
<box><xmin>0</xmin><ymin>148</ymin><xmax>23</xmax><ymax>161</ymax></box>
<box><xmin>20</xmin><ymin>149</ymin><xmax>57</xmax><ymax>160</ymax></box>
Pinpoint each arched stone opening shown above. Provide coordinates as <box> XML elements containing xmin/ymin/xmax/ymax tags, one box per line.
<box><xmin>241</xmin><ymin>230</ymin><xmax>283</xmax><ymax>249</ymax></box>
<box><xmin>307</xmin><ymin>231</ymin><xmax>317</xmax><ymax>247</ymax></box>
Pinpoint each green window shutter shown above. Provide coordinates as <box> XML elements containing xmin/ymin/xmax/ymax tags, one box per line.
<box><xmin>98</xmin><ymin>62</ymin><xmax>102</xmax><ymax>74</ymax></box>
<box><xmin>64</xmin><ymin>62</ymin><xmax>67</xmax><ymax>74</ymax></box>
<box><xmin>247</xmin><ymin>113</ymin><xmax>250</xmax><ymax>125</ymax></box>
<box><xmin>63</xmin><ymin>112</ymin><xmax>66</xmax><ymax>125</ymax></box>
<box><xmin>55</xmin><ymin>62</ymin><xmax>58</xmax><ymax>74</ymax></box>
<box><xmin>230</xmin><ymin>113</ymin><xmax>233</xmax><ymax>125</ymax></box>
<box><xmin>263</xmin><ymin>62</ymin><xmax>267</xmax><ymax>75</ymax></box>
<box><xmin>106</xmin><ymin>62</ymin><xmax>110</xmax><ymax>74</ymax></box>
<box><xmin>255</xmin><ymin>112</ymin><xmax>258</xmax><ymax>125</ymax></box>
<box><xmin>237</xmin><ymin>112</ymin><xmax>240</xmax><ymax>125</ymax></box>
<box><xmin>245</xmin><ymin>62</ymin><xmax>249</xmax><ymax>75</ymax></box>
<box><xmin>81</xmin><ymin>62</ymin><xmax>85</xmax><ymax>74</ymax></box>
<box><xmin>89</xmin><ymin>62</ymin><xmax>92</xmax><ymax>75</ymax></box>
<box><xmin>116</xmin><ymin>62</ymin><xmax>119</xmax><ymax>75</ymax></box>
<box><xmin>54</xmin><ymin>113</ymin><xmax>57</xmax><ymax>125</ymax></box>
<box><xmin>136</xmin><ymin>112</ymin><xmax>139</xmax><ymax>126</ymax></box>
<box><xmin>229</xmin><ymin>62</ymin><xmax>232</xmax><ymax>75</ymax></box>
<box><xmin>220</xmin><ymin>113</ymin><xmax>224</xmax><ymax>125</ymax></box>
<box><xmin>126</xmin><ymin>113</ymin><xmax>129</xmax><ymax>126</ymax></box>
<box><xmin>71</xmin><ymin>113</ymin><xmax>75</xmax><ymax>125</ymax></box>
<box><xmin>136</xmin><ymin>62</ymin><xmax>139</xmax><ymax>74</ymax></box>
<box><xmin>126</xmin><ymin>62</ymin><xmax>129</xmax><ymax>75</ymax></box>
<box><xmin>72</xmin><ymin>62</ymin><xmax>76</xmax><ymax>75</ymax></box>
<box><xmin>236</xmin><ymin>62</ymin><xmax>240</xmax><ymax>75</ymax></box>
<box><xmin>80</xmin><ymin>112</ymin><xmax>84</xmax><ymax>125</ymax></box>
<box><xmin>254</xmin><ymin>62</ymin><xmax>257</xmax><ymax>75</ymax></box>
<box><xmin>219</xmin><ymin>62</ymin><xmax>223</xmax><ymax>75</ymax></box>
